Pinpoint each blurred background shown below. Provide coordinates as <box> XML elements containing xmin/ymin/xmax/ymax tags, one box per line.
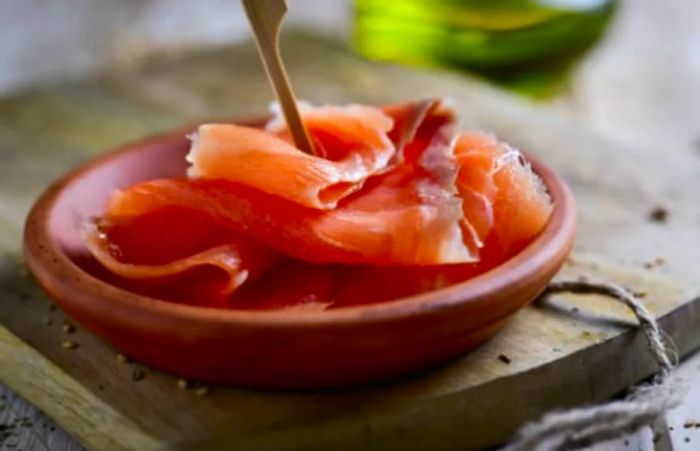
<box><xmin>1</xmin><ymin>0</ymin><xmax>615</xmax><ymax>97</ymax></box>
<box><xmin>2</xmin><ymin>0</ymin><xmax>699</xmax><ymax>152</ymax></box>
<box><xmin>1</xmin><ymin>0</ymin><xmax>350</xmax><ymax>95</ymax></box>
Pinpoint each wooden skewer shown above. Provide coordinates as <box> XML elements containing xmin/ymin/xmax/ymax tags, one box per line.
<box><xmin>242</xmin><ymin>0</ymin><xmax>316</xmax><ymax>155</ymax></box>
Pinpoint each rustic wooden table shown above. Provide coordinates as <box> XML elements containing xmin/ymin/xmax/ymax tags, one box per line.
<box><xmin>1</xmin><ymin>0</ymin><xmax>699</xmax><ymax>450</ymax></box>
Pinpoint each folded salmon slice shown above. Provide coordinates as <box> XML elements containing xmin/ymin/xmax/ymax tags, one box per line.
<box><xmin>84</xmin><ymin>205</ymin><xmax>278</xmax><ymax>298</ymax></box>
<box><xmin>102</xmin><ymin>174</ymin><xmax>471</xmax><ymax>265</ymax></box>
<box><xmin>455</xmin><ymin>132</ymin><xmax>553</xmax><ymax>259</ymax></box>
<box><xmin>188</xmin><ymin>103</ymin><xmax>395</xmax><ymax>210</ymax></box>
<box><xmin>321</xmin><ymin>103</ymin><xmax>469</xmax><ymax>264</ymax></box>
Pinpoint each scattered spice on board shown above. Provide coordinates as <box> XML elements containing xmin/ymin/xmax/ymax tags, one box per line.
<box><xmin>97</xmin><ymin>384</ymin><xmax>105</xmax><ymax>391</ymax></box>
<box><xmin>644</xmin><ymin>258</ymin><xmax>666</xmax><ymax>270</ymax></box>
<box><xmin>62</xmin><ymin>323</ymin><xmax>76</xmax><ymax>334</ymax></box>
<box><xmin>685</xmin><ymin>437</ymin><xmax>691</xmax><ymax>443</ymax></box>
<box><xmin>498</xmin><ymin>354</ymin><xmax>511</xmax><ymax>364</ymax></box>
<box><xmin>177</xmin><ymin>379</ymin><xmax>190</xmax><ymax>390</ymax></box>
<box><xmin>571</xmin><ymin>306</ymin><xmax>579</xmax><ymax>313</ymax></box>
<box><xmin>684</xmin><ymin>419</ymin><xmax>697</xmax><ymax>428</ymax></box>
<box><xmin>49</xmin><ymin>304</ymin><xmax>57</xmax><ymax>312</ymax></box>
<box><xmin>61</xmin><ymin>340</ymin><xmax>78</xmax><ymax>350</ymax></box>
<box><xmin>648</xmin><ymin>206</ymin><xmax>668</xmax><ymax>223</ymax></box>
<box><xmin>195</xmin><ymin>386</ymin><xmax>210</xmax><ymax>397</ymax></box>
<box><xmin>131</xmin><ymin>368</ymin><xmax>145</xmax><ymax>381</ymax></box>
<box><xmin>116</xmin><ymin>353</ymin><xmax>129</xmax><ymax>364</ymax></box>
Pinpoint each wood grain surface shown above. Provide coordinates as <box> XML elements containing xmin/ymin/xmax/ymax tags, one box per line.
<box><xmin>1</xmin><ymin>25</ymin><xmax>699</xmax><ymax>451</ymax></box>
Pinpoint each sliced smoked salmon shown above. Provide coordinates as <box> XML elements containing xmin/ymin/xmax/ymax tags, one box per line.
<box><xmin>188</xmin><ymin>103</ymin><xmax>395</xmax><ymax>210</ymax></box>
<box><xmin>454</xmin><ymin>132</ymin><xmax>553</xmax><ymax>259</ymax></box>
<box><xmin>85</xmin><ymin>99</ymin><xmax>553</xmax><ymax>309</ymax></box>
<box><xmin>84</xmin><ymin>205</ymin><xmax>278</xmax><ymax>299</ymax></box>
<box><xmin>100</xmin><ymin>173</ymin><xmax>471</xmax><ymax>266</ymax></box>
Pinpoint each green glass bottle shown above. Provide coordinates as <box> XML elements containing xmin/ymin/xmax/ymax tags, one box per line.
<box><xmin>354</xmin><ymin>0</ymin><xmax>617</xmax><ymax>98</ymax></box>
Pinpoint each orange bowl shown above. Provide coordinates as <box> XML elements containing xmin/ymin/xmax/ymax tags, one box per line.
<box><xmin>23</xmin><ymin>119</ymin><xmax>576</xmax><ymax>389</ymax></box>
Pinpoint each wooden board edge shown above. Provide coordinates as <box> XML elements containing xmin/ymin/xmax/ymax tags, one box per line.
<box><xmin>1</xmin><ymin>291</ymin><xmax>698</xmax><ymax>451</ymax></box>
<box><xmin>0</xmin><ymin>325</ymin><xmax>161</xmax><ymax>451</ymax></box>
<box><xmin>179</xmin><ymin>294</ymin><xmax>700</xmax><ymax>451</ymax></box>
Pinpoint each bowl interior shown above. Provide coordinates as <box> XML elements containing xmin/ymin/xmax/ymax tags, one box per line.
<box><xmin>50</xmin><ymin>133</ymin><xmax>191</xmax><ymax>259</ymax></box>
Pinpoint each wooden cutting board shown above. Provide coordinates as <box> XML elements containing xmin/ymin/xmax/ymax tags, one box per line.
<box><xmin>1</xmin><ymin>33</ymin><xmax>699</xmax><ymax>451</ymax></box>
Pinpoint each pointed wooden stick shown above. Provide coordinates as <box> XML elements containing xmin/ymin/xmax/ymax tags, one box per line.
<box><xmin>242</xmin><ymin>0</ymin><xmax>316</xmax><ymax>155</ymax></box>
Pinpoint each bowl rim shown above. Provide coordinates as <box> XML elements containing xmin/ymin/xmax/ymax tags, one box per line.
<box><xmin>24</xmin><ymin>122</ymin><xmax>576</xmax><ymax>327</ymax></box>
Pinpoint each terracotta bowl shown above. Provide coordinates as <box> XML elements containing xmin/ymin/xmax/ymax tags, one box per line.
<box><xmin>23</xmin><ymin>119</ymin><xmax>576</xmax><ymax>389</ymax></box>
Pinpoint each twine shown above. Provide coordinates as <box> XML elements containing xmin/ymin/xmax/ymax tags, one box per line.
<box><xmin>503</xmin><ymin>280</ymin><xmax>684</xmax><ymax>451</ymax></box>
